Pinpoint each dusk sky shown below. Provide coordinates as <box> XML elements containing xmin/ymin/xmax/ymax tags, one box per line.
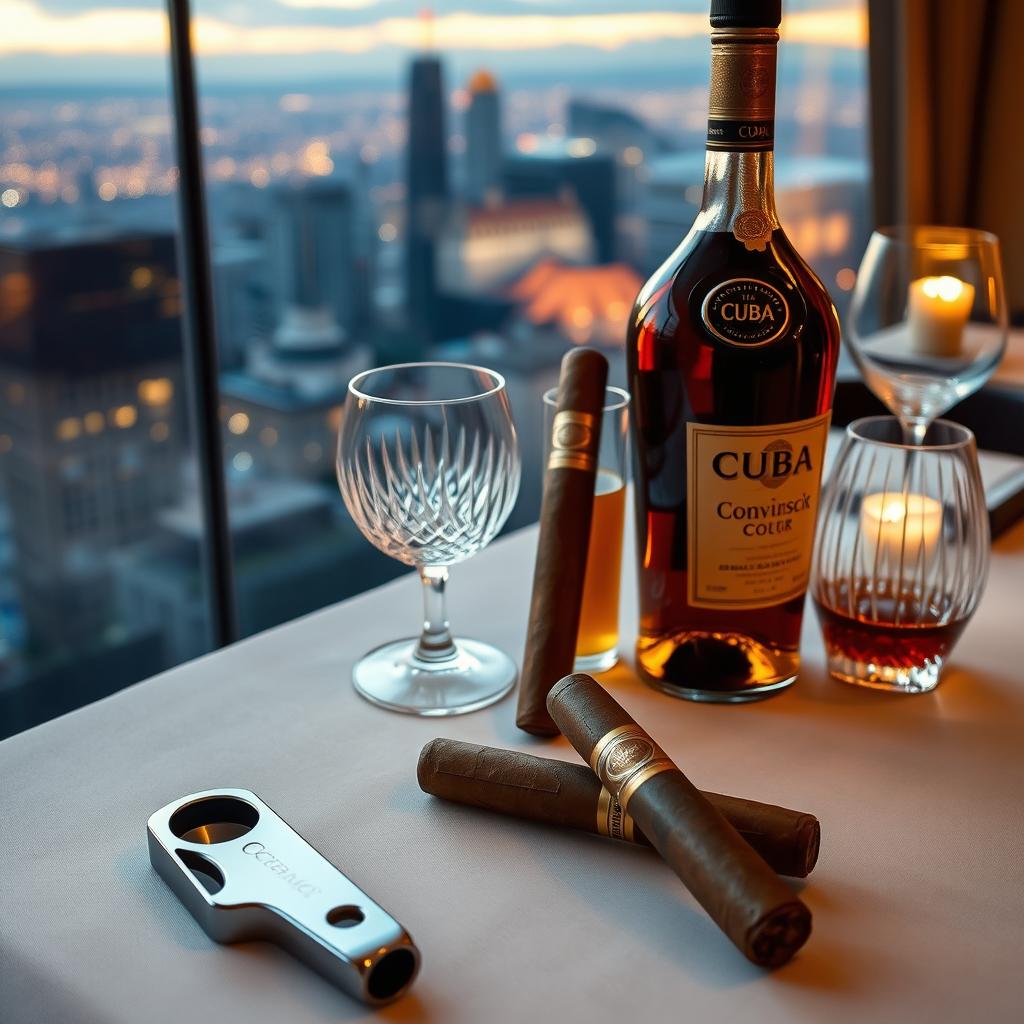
<box><xmin>0</xmin><ymin>0</ymin><xmax>865</xmax><ymax>84</ymax></box>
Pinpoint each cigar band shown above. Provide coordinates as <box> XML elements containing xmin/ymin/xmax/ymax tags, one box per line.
<box><xmin>547</xmin><ymin>410</ymin><xmax>598</xmax><ymax>472</ymax></box>
<box><xmin>591</xmin><ymin>725</ymin><xmax>675</xmax><ymax>812</ymax></box>
<box><xmin>596</xmin><ymin>788</ymin><xmax>636</xmax><ymax>842</ymax></box>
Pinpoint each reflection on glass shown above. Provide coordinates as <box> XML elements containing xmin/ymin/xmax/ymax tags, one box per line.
<box><xmin>846</xmin><ymin>226</ymin><xmax>1008</xmax><ymax>442</ymax></box>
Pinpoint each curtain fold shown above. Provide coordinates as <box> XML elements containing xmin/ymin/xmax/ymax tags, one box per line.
<box><xmin>868</xmin><ymin>0</ymin><xmax>1023</xmax><ymax>312</ymax></box>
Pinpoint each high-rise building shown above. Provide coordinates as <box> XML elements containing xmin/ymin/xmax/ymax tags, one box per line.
<box><xmin>436</xmin><ymin>198</ymin><xmax>594</xmax><ymax>296</ymax></box>
<box><xmin>268</xmin><ymin>180</ymin><xmax>355</xmax><ymax>335</ymax></box>
<box><xmin>567</xmin><ymin>100</ymin><xmax>668</xmax><ymax>161</ymax></box>
<box><xmin>504</xmin><ymin>140</ymin><xmax>618</xmax><ymax>263</ymax></box>
<box><xmin>0</xmin><ymin>229</ymin><xmax>188</xmax><ymax>649</ymax></box>
<box><xmin>464</xmin><ymin>70</ymin><xmax>502</xmax><ymax>205</ymax></box>
<box><xmin>404</xmin><ymin>52</ymin><xmax>449</xmax><ymax>339</ymax></box>
<box><xmin>211</xmin><ymin>238</ymin><xmax>268</xmax><ymax>370</ymax></box>
<box><xmin>116</xmin><ymin>477</ymin><xmax>385</xmax><ymax>663</ymax></box>
<box><xmin>219</xmin><ymin>178</ymin><xmax>369</xmax><ymax>481</ymax></box>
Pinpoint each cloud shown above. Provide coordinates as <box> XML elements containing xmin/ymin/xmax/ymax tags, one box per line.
<box><xmin>0</xmin><ymin>1</ymin><xmax>866</xmax><ymax>57</ymax></box>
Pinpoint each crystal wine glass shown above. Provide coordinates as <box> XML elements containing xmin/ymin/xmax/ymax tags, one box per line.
<box><xmin>337</xmin><ymin>362</ymin><xmax>521</xmax><ymax>715</ymax></box>
<box><xmin>846</xmin><ymin>226</ymin><xmax>1008</xmax><ymax>443</ymax></box>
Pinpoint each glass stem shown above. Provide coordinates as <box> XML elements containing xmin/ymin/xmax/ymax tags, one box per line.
<box><xmin>901</xmin><ymin>417</ymin><xmax>929</xmax><ymax>446</ymax></box>
<box><xmin>414</xmin><ymin>565</ymin><xmax>457</xmax><ymax>663</ymax></box>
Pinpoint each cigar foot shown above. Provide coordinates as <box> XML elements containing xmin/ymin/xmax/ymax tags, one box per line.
<box><xmin>514</xmin><ymin>713</ymin><xmax>561</xmax><ymax>738</ymax></box>
<box><xmin>748</xmin><ymin>901</ymin><xmax>812</xmax><ymax>967</ymax></box>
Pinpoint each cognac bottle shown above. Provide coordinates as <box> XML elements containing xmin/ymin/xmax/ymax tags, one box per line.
<box><xmin>627</xmin><ymin>0</ymin><xmax>841</xmax><ymax>701</ymax></box>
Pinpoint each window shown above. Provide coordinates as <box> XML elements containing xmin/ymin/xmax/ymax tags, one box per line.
<box><xmin>0</xmin><ymin>0</ymin><xmax>215</xmax><ymax>734</ymax></box>
<box><xmin>0</xmin><ymin>0</ymin><xmax>868</xmax><ymax>732</ymax></box>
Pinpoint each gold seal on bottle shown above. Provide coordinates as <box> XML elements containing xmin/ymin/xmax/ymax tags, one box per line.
<box><xmin>733</xmin><ymin>209</ymin><xmax>772</xmax><ymax>251</ymax></box>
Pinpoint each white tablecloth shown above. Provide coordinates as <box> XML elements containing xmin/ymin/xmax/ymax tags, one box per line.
<box><xmin>2</xmin><ymin>513</ymin><xmax>1023</xmax><ymax>1022</ymax></box>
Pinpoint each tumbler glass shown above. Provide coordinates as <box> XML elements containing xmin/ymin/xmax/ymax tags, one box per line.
<box><xmin>543</xmin><ymin>385</ymin><xmax>630</xmax><ymax>672</ymax></box>
<box><xmin>811</xmin><ymin>416</ymin><xmax>989</xmax><ymax>693</ymax></box>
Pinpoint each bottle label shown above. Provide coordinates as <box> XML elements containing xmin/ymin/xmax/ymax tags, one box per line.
<box><xmin>686</xmin><ymin>413</ymin><xmax>831</xmax><ymax>610</ymax></box>
<box><xmin>701</xmin><ymin>277</ymin><xmax>790</xmax><ymax>346</ymax></box>
<box><xmin>706</xmin><ymin>118</ymin><xmax>775</xmax><ymax>151</ymax></box>
<box><xmin>707</xmin><ymin>37</ymin><xmax>777</xmax><ymax>152</ymax></box>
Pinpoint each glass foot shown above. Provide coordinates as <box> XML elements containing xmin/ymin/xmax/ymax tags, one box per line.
<box><xmin>826</xmin><ymin>651</ymin><xmax>942</xmax><ymax>693</ymax></box>
<box><xmin>352</xmin><ymin>637</ymin><xmax>517</xmax><ymax>716</ymax></box>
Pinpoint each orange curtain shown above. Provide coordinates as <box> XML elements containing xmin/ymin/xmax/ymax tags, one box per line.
<box><xmin>868</xmin><ymin>0</ymin><xmax>1024</xmax><ymax>312</ymax></box>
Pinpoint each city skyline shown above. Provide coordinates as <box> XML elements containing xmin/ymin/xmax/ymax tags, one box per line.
<box><xmin>0</xmin><ymin>8</ymin><xmax>870</xmax><ymax>734</ymax></box>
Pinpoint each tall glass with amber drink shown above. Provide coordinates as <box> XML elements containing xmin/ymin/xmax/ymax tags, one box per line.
<box><xmin>544</xmin><ymin>385</ymin><xmax>630</xmax><ymax>672</ymax></box>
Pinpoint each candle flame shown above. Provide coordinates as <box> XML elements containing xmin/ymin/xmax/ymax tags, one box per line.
<box><xmin>922</xmin><ymin>275</ymin><xmax>965</xmax><ymax>303</ymax></box>
<box><xmin>879</xmin><ymin>501</ymin><xmax>908</xmax><ymax>523</ymax></box>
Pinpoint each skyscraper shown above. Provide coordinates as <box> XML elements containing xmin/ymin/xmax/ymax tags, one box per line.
<box><xmin>465</xmin><ymin>70</ymin><xmax>502</xmax><ymax>205</ymax></box>
<box><xmin>504</xmin><ymin>141</ymin><xmax>618</xmax><ymax>263</ymax></box>
<box><xmin>0</xmin><ymin>229</ymin><xmax>187</xmax><ymax>650</ymax></box>
<box><xmin>404</xmin><ymin>51</ymin><xmax>449</xmax><ymax>339</ymax></box>
<box><xmin>268</xmin><ymin>179</ymin><xmax>355</xmax><ymax>335</ymax></box>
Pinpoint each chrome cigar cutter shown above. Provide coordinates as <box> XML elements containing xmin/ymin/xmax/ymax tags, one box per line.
<box><xmin>147</xmin><ymin>788</ymin><xmax>420</xmax><ymax>1005</ymax></box>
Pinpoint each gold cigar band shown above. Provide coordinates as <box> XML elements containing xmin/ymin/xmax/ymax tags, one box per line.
<box><xmin>596</xmin><ymin>788</ymin><xmax>636</xmax><ymax>842</ymax></box>
<box><xmin>591</xmin><ymin>725</ymin><xmax>674</xmax><ymax>812</ymax></box>
<box><xmin>547</xmin><ymin>410</ymin><xmax>597</xmax><ymax>471</ymax></box>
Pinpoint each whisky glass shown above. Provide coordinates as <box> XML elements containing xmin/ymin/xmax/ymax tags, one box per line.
<box><xmin>811</xmin><ymin>417</ymin><xmax>989</xmax><ymax>693</ymax></box>
<box><xmin>846</xmin><ymin>227</ymin><xmax>1007</xmax><ymax>443</ymax></box>
<box><xmin>337</xmin><ymin>363</ymin><xmax>520</xmax><ymax>715</ymax></box>
<box><xmin>543</xmin><ymin>386</ymin><xmax>630</xmax><ymax>673</ymax></box>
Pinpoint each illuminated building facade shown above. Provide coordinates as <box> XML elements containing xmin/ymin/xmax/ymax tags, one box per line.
<box><xmin>0</xmin><ymin>230</ymin><xmax>187</xmax><ymax>648</ymax></box>
<box><xmin>504</xmin><ymin>141</ymin><xmax>619</xmax><ymax>263</ymax></box>
<box><xmin>436</xmin><ymin>198</ymin><xmax>594</xmax><ymax>296</ymax></box>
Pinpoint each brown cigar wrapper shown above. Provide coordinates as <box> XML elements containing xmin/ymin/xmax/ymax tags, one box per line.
<box><xmin>546</xmin><ymin>674</ymin><xmax>812</xmax><ymax>968</ymax></box>
<box><xmin>516</xmin><ymin>347</ymin><xmax>608</xmax><ymax>736</ymax></box>
<box><xmin>417</xmin><ymin>739</ymin><xmax>820</xmax><ymax>878</ymax></box>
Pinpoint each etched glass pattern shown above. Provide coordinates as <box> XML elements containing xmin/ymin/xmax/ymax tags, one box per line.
<box><xmin>811</xmin><ymin>417</ymin><xmax>989</xmax><ymax>693</ymax></box>
<box><xmin>336</xmin><ymin>363</ymin><xmax>521</xmax><ymax>715</ymax></box>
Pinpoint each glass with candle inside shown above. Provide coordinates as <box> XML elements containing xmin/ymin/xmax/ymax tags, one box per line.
<box><xmin>544</xmin><ymin>386</ymin><xmax>630</xmax><ymax>673</ymax></box>
<box><xmin>845</xmin><ymin>226</ymin><xmax>1007</xmax><ymax>443</ymax></box>
<box><xmin>811</xmin><ymin>417</ymin><xmax>989</xmax><ymax>693</ymax></box>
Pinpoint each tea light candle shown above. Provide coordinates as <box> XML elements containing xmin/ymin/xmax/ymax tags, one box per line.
<box><xmin>861</xmin><ymin>493</ymin><xmax>943</xmax><ymax>565</ymax></box>
<box><xmin>908</xmin><ymin>275</ymin><xmax>975</xmax><ymax>357</ymax></box>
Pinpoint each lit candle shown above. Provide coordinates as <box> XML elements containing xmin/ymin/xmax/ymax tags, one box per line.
<box><xmin>908</xmin><ymin>275</ymin><xmax>975</xmax><ymax>357</ymax></box>
<box><xmin>860</xmin><ymin>493</ymin><xmax>943</xmax><ymax>566</ymax></box>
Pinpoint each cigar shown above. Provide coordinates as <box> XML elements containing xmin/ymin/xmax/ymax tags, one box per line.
<box><xmin>417</xmin><ymin>739</ymin><xmax>820</xmax><ymax>878</ymax></box>
<box><xmin>516</xmin><ymin>347</ymin><xmax>609</xmax><ymax>737</ymax></box>
<box><xmin>546</xmin><ymin>674</ymin><xmax>812</xmax><ymax>967</ymax></box>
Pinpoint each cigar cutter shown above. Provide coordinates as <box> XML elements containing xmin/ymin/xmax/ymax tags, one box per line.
<box><xmin>147</xmin><ymin>788</ymin><xmax>420</xmax><ymax>1005</ymax></box>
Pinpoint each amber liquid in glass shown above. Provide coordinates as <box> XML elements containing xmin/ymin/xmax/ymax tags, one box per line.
<box><xmin>814</xmin><ymin>579</ymin><xmax>969</xmax><ymax>681</ymax></box>
<box><xmin>577</xmin><ymin>469</ymin><xmax>626</xmax><ymax>659</ymax></box>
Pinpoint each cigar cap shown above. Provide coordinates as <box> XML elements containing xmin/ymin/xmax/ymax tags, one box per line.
<box><xmin>546</xmin><ymin>672</ymin><xmax>586</xmax><ymax>706</ymax></box>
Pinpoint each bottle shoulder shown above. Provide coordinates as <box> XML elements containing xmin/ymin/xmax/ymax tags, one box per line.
<box><xmin>630</xmin><ymin>227</ymin><xmax>840</xmax><ymax>343</ymax></box>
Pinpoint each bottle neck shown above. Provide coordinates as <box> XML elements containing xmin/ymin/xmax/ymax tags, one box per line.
<box><xmin>698</xmin><ymin>27</ymin><xmax>780</xmax><ymax>245</ymax></box>
<box><xmin>697</xmin><ymin>151</ymin><xmax>778</xmax><ymax>233</ymax></box>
